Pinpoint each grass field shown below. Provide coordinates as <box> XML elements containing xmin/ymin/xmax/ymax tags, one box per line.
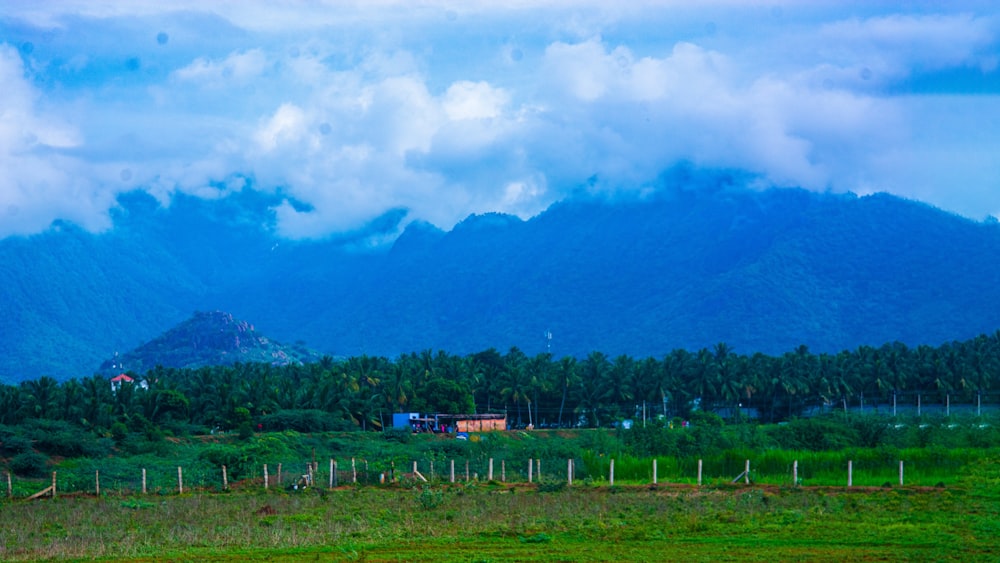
<box><xmin>1</xmin><ymin>475</ymin><xmax>998</xmax><ymax>562</ymax></box>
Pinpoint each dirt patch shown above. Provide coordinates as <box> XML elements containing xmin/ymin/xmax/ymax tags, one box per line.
<box><xmin>255</xmin><ymin>504</ymin><xmax>277</xmax><ymax>516</ymax></box>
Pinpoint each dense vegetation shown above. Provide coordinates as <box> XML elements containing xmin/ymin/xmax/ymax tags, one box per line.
<box><xmin>5</xmin><ymin>178</ymin><xmax>1000</xmax><ymax>381</ymax></box>
<box><xmin>2</xmin><ymin>327</ymin><xmax>999</xmax><ymax>454</ymax></box>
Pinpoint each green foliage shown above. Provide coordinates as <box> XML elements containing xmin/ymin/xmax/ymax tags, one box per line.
<box><xmin>261</xmin><ymin>409</ymin><xmax>343</xmax><ymax>432</ymax></box>
<box><xmin>0</xmin><ymin>434</ymin><xmax>33</xmax><ymax>456</ymax></box>
<box><xmin>380</xmin><ymin>428</ymin><xmax>411</xmax><ymax>444</ymax></box>
<box><xmin>769</xmin><ymin>417</ymin><xmax>861</xmax><ymax>450</ymax></box>
<box><xmin>9</xmin><ymin>451</ymin><xmax>49</xmax><ymax>477</ymax></box>
<box><xmin>415</xmin><ymin>486</ymin><xmax>445</xmax><ymax>510</ymax></box>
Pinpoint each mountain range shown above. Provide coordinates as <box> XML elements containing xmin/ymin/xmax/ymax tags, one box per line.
<box><xmin>3</xmin><ymin>172</ymin><xmax>1000</xmax><ymax>383</ymax></box>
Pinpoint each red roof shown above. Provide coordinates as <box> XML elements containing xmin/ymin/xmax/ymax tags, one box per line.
<box><xmin>110</xmin><ymin>374</ymin><xmax>134</xmax><ymax>383</ymax></box>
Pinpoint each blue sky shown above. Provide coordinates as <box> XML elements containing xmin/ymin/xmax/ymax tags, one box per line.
<box><xmin>2</xmin><ymin>1</ymin><xmax>999</xmax><ymax>239</ymax></box>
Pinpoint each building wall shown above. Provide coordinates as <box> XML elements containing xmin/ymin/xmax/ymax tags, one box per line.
<box><xmin>455</xmin><ymin>417</ymin><xmax>506</xmax><ymax>432</ymax></box>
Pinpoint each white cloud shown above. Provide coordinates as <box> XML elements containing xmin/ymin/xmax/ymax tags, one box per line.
<box><xmin>3</xmin><ymin>2</ymin><xmax>1000</xmax><ymax>240</ymax></box>
<box><xmin>173</xmin><ymin>49</ymin><xmax>269</xmax><ymax>87</ymax></box>
<box><xmin>443</xmin><ymin>81</ymin><xmax>509</xmax><ymax>120</ymax></box>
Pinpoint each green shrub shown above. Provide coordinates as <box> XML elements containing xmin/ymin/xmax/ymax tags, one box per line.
<box><xmin>10</xmin><ymin>451</ymin><xmax>49</xmax><ymax>477</ymax></box>
<box><xmin>0</xmin><ymin>434</ymin><xmax>33</xmax><ymax>455</ymax></box>
<box><xmin>261</xmin><ymin>409</ymin><xmax>344</xmax><ymax>432</ymax></box>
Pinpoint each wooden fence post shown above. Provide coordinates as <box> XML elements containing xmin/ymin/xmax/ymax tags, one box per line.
<box><xmin>488</xmin><ymin>458</ymin><xmax>494</xmax><ymax>481</ymax></box>
<box><xmin>52</xmin><ymin>471</ymin><xmax>57</xmax><ymax>498</ymax></box>
<box><xmin>899</xmin><ymin>460</ymin><xmax>904</xmax><ymax>486</ymax></box>
<box><xmin>450</xmin><ymin>459</ymin><xmax>455</xmax><ymax>484</ymax></box>
<box><xmin>177</xmin><ymin>466</ymin><xmax>183</xmax><ymax>495</ymax></box>
<box><xmin>307</xmin><ymin>463</ymin><xmax>314</xmax><ymax>487</ymax></box>
<box><xmin>745</xmin><ymin>459</ymin><xmax>750</xmax><ymax>485</ymax></box>
<box><xmin>793</xmin><ymin>460</ymin><xmax>798</xmax><ymax>486</ymax></box>
<box><xmin>609</xmin><ymin>459</ymin><xmax>615</xmax><ymax>486</ymax></box>
<box><xmin>352</xmin><ymin>458</ymin><xmax>357</xmax><ymax>484</ymax></box>
<box><xmin>847</xmin><ymin>460</ymin><xmax>853</xmax><ymax>488</ymax></box>
<box><xmin>95</xmin><ymin>470</ymin><xmax>100</xmax><ymax>496</ymax></box>
<box><xmin>222</xmin><ymin>465</ymin><xmax>228</xmax><ymax>490</ymax></box>
<box><xmin>528</xmin><ymin>459</ymin><xmax>533</xmax><ymax>483</ymax></box>
<box><xmin>567</xmin><ymin>459</ymin><xmax>573</xmax><ymax>486</ymax></box>
<box><xmin>264</xmin><ymin>464</ymin><xmax>269</xmax><ymax>490</ymax></box>
<box><xmin>536</xmin><ymin>459</ymin><xmax>541</xmax><ymax>482</ymax></box>
<box><xmin>465</xmin><ymin>460</ymin><xmax>469</xmax><ymax>482</ymax></box>
<box><xmin>142</xmin><ymin>468</ymin><xmax>147</xmax><ymax>494</ymax></box>
<box><xmin>697</xmin><ymin>459</ymin><xmax>703</xmax><ymax>486</ymax></box>
<box><xmin>329</xmin><ymin>459</ymin><xmax>335</xmax><ymax>488</ymax></box>
<box><xmin>653</xmin><ymin>459</ymin><xmax>657</xmax><ymax>485</ymax></box>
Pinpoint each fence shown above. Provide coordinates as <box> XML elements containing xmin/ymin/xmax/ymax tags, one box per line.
<box><xmin>3</xmin><ymin>449</ymin><xmax>979</xmax><ymax>500</ymax></box>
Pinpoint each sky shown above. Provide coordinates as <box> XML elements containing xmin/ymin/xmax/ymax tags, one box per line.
<box><xmin>1</xmin><ymin>1</ymin><xmax>999</xmax><ymax>240</ymax></box>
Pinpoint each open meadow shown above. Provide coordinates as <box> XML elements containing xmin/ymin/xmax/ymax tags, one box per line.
<box><xmin>2</xmin><ymin>417</ymin><xmax>999</xmax><ymax>561</ymax></box>
<box><xmin>1</xmin><ymin>477</ymin><xmax>998</xmax><ymax>562</ymax></box>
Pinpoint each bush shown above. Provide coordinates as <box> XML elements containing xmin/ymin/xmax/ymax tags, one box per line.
<box><xmin>10</xmin><ymin>451</ymin><xmax>49</xmax><ymax>478</ymax></box>
<box><xmin>768</xmin><ymin>417</ymin><xmax>859</xmax><ymax>451</ymax></box>
<box><xmin>261</xmin><ymin>409</ymin><xmax>344</xmax><ymax>432</ymax></box>
<box><xmin>0</xmin><ymin>434</ymin><xmax>33</xmax><ymax>456</ymax></box>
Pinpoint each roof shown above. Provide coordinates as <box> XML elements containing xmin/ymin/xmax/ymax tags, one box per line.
<box><xmin>110</xmin><ymin>374</ymin><xmax>134</xmax><ymax>383</ymax></box>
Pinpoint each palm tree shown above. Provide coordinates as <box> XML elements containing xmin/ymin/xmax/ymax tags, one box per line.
<box><xmin>574</xmin><ymin>351</ymin><xmax>611</xmax><ymax>427</ymax></box>
<box><xmin>499</xmin><ymin>347</ymin><xmax>530</xmax><ymax>426</ymax></box>
<box><xmin>553</xmin><ymin>356</ymin><xmax>578</xmax><ymax>427</ymax></box>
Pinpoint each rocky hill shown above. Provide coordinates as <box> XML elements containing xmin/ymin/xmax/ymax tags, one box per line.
<box><xmin>97</xmin><ymin>311</ymin><xmax>322</xmax><ymax>375</ymax></box>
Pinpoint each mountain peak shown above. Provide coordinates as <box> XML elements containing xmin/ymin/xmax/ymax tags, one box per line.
<box><xmin>97</xmin><ymin>311</ymin><xmax>320</xmax><ymax>375</ymax></box>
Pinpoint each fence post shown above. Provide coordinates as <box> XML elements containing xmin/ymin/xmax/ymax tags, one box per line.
<box><xmin>52</xmin><ymin>471</ymin><xmax>57</xmax><ymax>498</ymax></box>
<box><xmin>488</xmin><ymin>458</ymin><xmax>494</xmax><ymax>481</ymax></box>
<box><xmin>465</xmin><ymin>460</ymin><xmax>470</xmax><ymax>482</ymax></box>
<box><xmin>329</xmin><ymin>459</ymin><xmax>335</xmax><ymax>489</ymax></box>
<box><xmin>264</xmin><ymin>464</ymin><xmax>269</xmax><ymax>490</ymax></box>
<box><xmin>95</xmin><ymin>470</ymin><xmax>100</xmax><ymax>496</ymax></box>
<box><xmin>847</xmin><ymin>460</ymin><xmax>853</xmax><ymax>488</ymax></box>
<box><xmin>142</xmin><ymin>468</ymin><xmax>147</xmax><ymax>494</ymax></box>
<box><xmin>450</xmin><ymin>459</ymin><xmax>455</xmax><ymax>483</ymax></box>
<box><xmin>899</xmin><ymin>460</ymin><xmax>904</xmax><ymax>486</ymax></box>
<box><xmin>528</xmin><ymin>459</ymin><xmax>533</xmax><ymax>483</ymax></box>
<box><xmin>6</xmin><ymin>471</ymin><xmax>11</xmax><ymax>498</ymax></box>
<box><xmin>793</xmin><ymin>460</ymin><xmax>798</xmax><ymax>486</ymax></box>
<box><xmin>308</xmin><ymin>463</ymin><xmax>314</xmax><ymax>487</ymax></box>
<box><xmin>610</xmin><ymin>459</ymin><xmax>615</xmax><ymax>486</ymax></box>
<box><xmin>745</xmin><ymin>459</ymin><xmax>750</xmax><ymax>485</ymax></box>
<box><xmin>697</xmin><ymin>459</ymin><xmax>703</xmax><ymax>486</ymax></box>
<box><xmin>352</xmin><ymin>458</ymin><xmax>357</xmax><ymax>484</ymax></box>
<box><xmin>177</xmin><ymin>466</ymin><xmax>183</xmax><ymax>495</ymax></box>
<box><xmin>653</xmin><ymin>459</ymin><xmax>657</xmax><ymax>485</ymax></box>
<box><xmin>430</xmin><ymin>461</ymin><xmax>434</xmax><ymax>482</ymax></box>
<box><xmin>568</xmin><ymin>459</ymin><xmax>573</xmax><ymax>486</ymax></box>
<box><xmin>222</xmin><ymin>465</ymin><xmax>228</xmax><ymax>491</ymax></box>
<box><xmin>501</xmin><ymin>460</ymin><xmax>506</xmax><ymax>483</ymax></box>
<box><xmin>536</xmin><ymin>459</ymin><xmax>541</xmax><ymax>482</ymax></box>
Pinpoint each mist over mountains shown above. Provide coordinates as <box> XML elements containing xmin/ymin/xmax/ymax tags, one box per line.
<box><xmin>3</xmin><ymin>175</ymin><xmax>1000</xmax><ymax>383</ymax></box>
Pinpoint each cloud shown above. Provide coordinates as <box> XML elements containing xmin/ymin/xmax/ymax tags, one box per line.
<box><xmin>172</xmin><ymin>49</ymin><xmax>268</xmax><ymax>87</ymax></box>
<box><xmin>0</xmin><ymin>44</ymin><xmax>119</xmax><ymax>237</ymax></box>
<box><xmin>2</xmin><ymin>2</ymin><xmax>1000</xmax><ymax>241</ymax></box>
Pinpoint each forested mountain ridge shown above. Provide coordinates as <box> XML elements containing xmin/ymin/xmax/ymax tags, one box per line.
<box><xmin>3</xmin><ymin>179</ymin><xmax>1000</xmax><ymax>383</ymax></box>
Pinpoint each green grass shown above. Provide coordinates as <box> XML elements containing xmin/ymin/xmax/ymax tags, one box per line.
<box><xmin>0</xmin><ymin>480</ymin><xmax>997</xmax><ymax>562</ymax></box>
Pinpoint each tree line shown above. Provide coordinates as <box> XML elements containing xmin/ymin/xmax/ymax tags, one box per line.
<box><xmin>2</xmin><ymin>331</ymin><xmax>999</xmax><ymax>436</ymax></box>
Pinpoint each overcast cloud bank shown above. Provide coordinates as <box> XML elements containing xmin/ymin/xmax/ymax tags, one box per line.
<box><xmin>2</xmin><ymin>1</ymin><xmax>999</xmax><ymax>240</ymax></box>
